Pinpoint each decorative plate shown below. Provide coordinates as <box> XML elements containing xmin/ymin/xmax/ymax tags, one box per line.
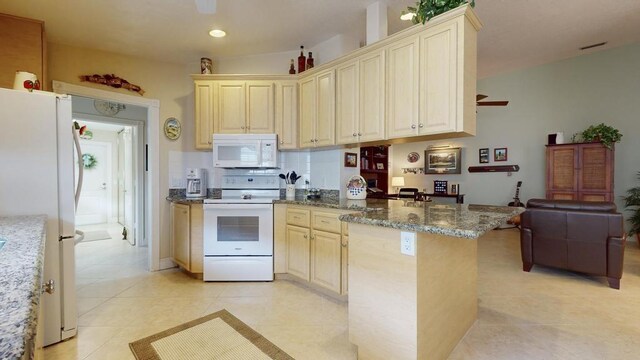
<box><xmin>164</xmin><ymin>117</ymin><xmax>181</xmax><ymax>140</ymax></box>
<box><xmin>407</xmin><ymin>152</ymin><xmax>420</xmax><ymax>163</ymax></box>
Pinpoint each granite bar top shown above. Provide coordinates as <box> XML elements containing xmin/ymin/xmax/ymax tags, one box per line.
<box><xmin>274</xmin><ymin>197</ymin><xmax>390</xmax><ymax>211</ymax></box>
<box><xmin>339</xmin><ymin>202</ymin><xmax>524</xmax><ymax>239</ymax></box>
<box><xmin>0</xmin><ymin>215</ymin><xmax>47</xmax><ymax>360</ymax></box>
<box><xmin>165</xmin><ymin>195</ymin><xmax>211</xmax><ymax>204</ymax></box>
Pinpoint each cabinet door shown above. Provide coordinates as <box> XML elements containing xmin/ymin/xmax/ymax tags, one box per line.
<box><xmin>386</xmin><ymin>37</ymin><xmax>419</xmax><ymax>139</ymax></box>
<box><xmin>578</xmin><ymin>143</ymin><xmax>613</xmax><ymax>197</ymax></box>
<box><xmin>275</xmin><ymin>81</ymin><xmax>298</xmax><ymax>149</ymax></box>
<box><xmin>273</xmin><ymin>204</ymin><xmax>288</xmax><ymax>274</ymax></box>
<box><xmin>419</xmin><ymin>22</ymin><xmax>458</xmax><ymax>134</ymax></box>
<box><xmin>299</xmin><ymin>77</ymin><xmax>316</xmax><ymax>148</ymax></box>
<box><xmin>335</xmin><ymin>61</ymin><xmax>359</xmax><ymax>145</ymax></box>
<box><xmin>171</xmin><ymin>203</ymin><xmax>191</xmax><ymax>270</ymax></box>
<box><xmin>189</xmin><ymin>204</ymin><xmax>204</xmax><ymax>274</ymax></box>
<box><xmin>194</xmin><ymin>81</ymin><xmax>215</xmax><ymax>149</ymax></box>
<box><xmin>218</xmin><ymin>81</ymin><xmax>247</xmax><ymax>133</ymax></box>
<box><xmin>0</xmin><ymin>15</ymin><xmax>46</xmax><ymax>90</ymax></box>
<box><xmin>359</xmin><ymin>50</ymin><xmax>386</xmax><ymax>142</ymax></box>
<box><xmin>546</xmin><ymin>145</ymin><xmax>579</xmax><ymax>194</ymax></box>
<box><xmin>286</xmin><ymin>225</ymin><xmax>311</xmax><ymax>281</ymax></box>
<box><xmin>315</xmin><ymin>70</ymin><xmax>336</xmax><ymax>147</ymax></box>
<box><xmin>310</xmin><ymin>230</ymin><xmax>342</xmax><ymax>293</ymax></box>
<box><xmin>246</xmin><ymin>81</ymin><xmax>275</xmax><ymax>133</ymax></box>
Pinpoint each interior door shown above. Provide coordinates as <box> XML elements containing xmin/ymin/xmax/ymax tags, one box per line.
<box><xmin>76</xmin><ymin>141</ymin><xmax>110</xmax><ymax>225</ymax></box>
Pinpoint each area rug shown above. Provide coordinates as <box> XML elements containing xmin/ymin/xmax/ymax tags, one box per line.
<box><xmin>129</xmin><ymin>309</ymin><xmax>294</xmax><ymax>360</ymax></box>
<box><xmin>80</xmin><ymin>230</ymin><xmax>112</xmax><ymax>242</ymax></box>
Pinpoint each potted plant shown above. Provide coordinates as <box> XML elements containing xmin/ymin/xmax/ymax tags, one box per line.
<box><xmin>623</xmin><ymin>172</ymin><xmax>640</xmax><ymax>246</ymax></box>
<box><xmin>404</xmin><ymin>0</ymin><xmax>476</xmax><ymax>24</ymax></box>
<box><xmin>575</xmin><ymin>123</ymin><xmax>622</xmax><ymax>149</ymax></box>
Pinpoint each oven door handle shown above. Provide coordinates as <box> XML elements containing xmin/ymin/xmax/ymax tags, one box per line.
<box><xmin>204</xmin><ymin>203</ymin><xmax>273</xmax><ymax>210</ymax></box>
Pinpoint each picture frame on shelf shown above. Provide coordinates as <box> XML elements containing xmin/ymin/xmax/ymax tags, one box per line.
<box><xmin>425</xmin><ymin>147</ymin><xmax>462</xmax><ymax>174</ymax></box>
<box><xmin>344</xmin><ymin>152</ymin><xmax>357</xmax><ymax>167</ymax></box>
<box><xmin>479</xmin><ymin>148</ymin><xmax>489</xmax><ymax>163</ymax></box>
<box><xmin>494</xmin><ymin>148</ymin><xmax>508</xmax><ymax>162</ymax></box>
<box><xmin>376</xmin><ymin>163</ymin><xmax>385</xmax><ymax>170</ymax></box>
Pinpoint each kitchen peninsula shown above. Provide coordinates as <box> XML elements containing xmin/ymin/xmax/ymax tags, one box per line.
<box><xmin>339</xmin><ymin>201</ymin><xmax>523</xmax><ymax>359</ymax></box>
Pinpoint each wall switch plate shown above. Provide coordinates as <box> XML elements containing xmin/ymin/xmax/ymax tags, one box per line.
<box><xmin>400</xmin><ymin>231</ymin><xmax>416</xmax><ymax>256</ymax></box>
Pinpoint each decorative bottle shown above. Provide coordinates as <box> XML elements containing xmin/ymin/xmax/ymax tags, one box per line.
<box><xmin>306</xmin><ymin>52</ymin><xmax>314</xmax><ymax>69</ymax></box>
<box><xmin>288</xmin><ymin>59</ymin><xmax>296</xmax><ymax>74</ymax></box>
<box><xmin>297</xmin><ymin>46</ymin><xmax>306</xmax><ymax>73</ymax></box>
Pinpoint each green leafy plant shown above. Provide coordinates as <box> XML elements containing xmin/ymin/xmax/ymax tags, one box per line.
<box><xmin>623</xmin><ymin>172</ymin><xmax>640</xmax><ymax>237</ymax></box>
<box><xmin>404</xmin><ymin>0</ymin><xmax>475</xmax><ymax>25</ymax></box>
<box><xmin>573</xmin><ymin>123</ymin><xmax>622</xmax><ymax>149</ymax></box>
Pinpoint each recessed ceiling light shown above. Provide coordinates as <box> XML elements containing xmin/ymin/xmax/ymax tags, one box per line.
<box><xmin>400</xmin><ymin>12</ymin><xmax>416</xmax><ymax>21</ymax></box>
<box><xmin>209</xmin><ymin>29</ymin><xmax>226</xmax><ymax>38</ymax></box>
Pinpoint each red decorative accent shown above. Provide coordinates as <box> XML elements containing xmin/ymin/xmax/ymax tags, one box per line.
<box><xmin>79</xmin><ymin>125</ymin><xmax>87</xmax><ymax>135</ymax></box>
<box><xmin>23</xmin><ymin>80</ymin><xmax>34</xmax><ymax>91</ymax></box>
<box><xmin>79</xmin><ymin>74</ymin><xmax>145</xmax><ymax>95</ymax></box>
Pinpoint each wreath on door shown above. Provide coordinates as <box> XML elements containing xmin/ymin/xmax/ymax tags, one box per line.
<box><xmin>82</xmin><ymin>153</ymin><xmax>98</xmax><ymax>169</ymax></box>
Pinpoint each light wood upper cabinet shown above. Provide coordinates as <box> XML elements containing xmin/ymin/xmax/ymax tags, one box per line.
<box><xmin>194</xmin><ymin>81</ymin><xmax>216</xmax><ymax>149</ymax></box>
<box><xmin>246</xmin><ymin>81</ymin><xmax>275</xmax><ymax>133</ymax></box>
<box><xmin>419</xmin><ymin>22</ymin><xmax>458</xmax><ymax>134</ymax></box>
<box><xmin>218</xmin><ymin>81</ymin><xmax>247</xmax><ymax>133</ymax></box>
<box><xmin>0</xmin><ymin>14</ymin><xmax>46</xmax><ymax>90</ymax></box>
<box><xmin>358</xmin><ymin>50</ymin><xmax>385</xmax><ymax>142</ymax></box>
<box><xmin>170</xmin><ymin>203</ymin><xmax>190</xmax><ymax>270</ymax></box>
<box><xmin>300</xmin><ymin>70</ymin><xmax>335</xmax><ymax>147</ymax></box>
<box><xmin>336</xmin><ymin>60</ymin><xmax>359</xmax><ymax>144</ymax></box>
<box><xmin>315</xmin><ymin>70</ymin><xmax>336</xmax><ymax>147</ymax></box>
<box><xmin>299</xmin><ymin>77</ymin><xmax>316</xmax><ymax>148</ymax></box>
<box><xmin>386</xmin><ymin>37</ymin><xmax>420</xmax><ymax>139</ymax></box>
<box><xmin>275</xmin><ymin>81</ymin><xmax>298</xmax><ymax>149</ymax></box>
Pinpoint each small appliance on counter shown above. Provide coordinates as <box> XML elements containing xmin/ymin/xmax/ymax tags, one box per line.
<box><xmin>186</xmin><ymin>168</ymin><xmax>207</xmax><ymax>198</ymax></box>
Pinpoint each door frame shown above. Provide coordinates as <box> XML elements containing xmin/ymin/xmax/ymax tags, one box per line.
<box><xmin>53</xmin><ymin>81</ymin><xmax>162</xmax><ymax>271</ymax></box>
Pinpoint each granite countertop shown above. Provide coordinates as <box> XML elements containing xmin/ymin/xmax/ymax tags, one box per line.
<box><xmin>165</xmin><ymin>195</ymin><xmax>211</xmax><ymax>204</ymax></box>
<box><xmin>274</xmin><ymin>197</ymin><xmax>391</xmax><ymax>211</ymax></box>
<box><xmin>0</xmin><ymin>215</ymin><xmax>47</xmax><ymax>360</ymax></box>
<box><xmin>339</xmin><ymin>202</ymin><xmax>525</xmax><ymax>239</ymax></box>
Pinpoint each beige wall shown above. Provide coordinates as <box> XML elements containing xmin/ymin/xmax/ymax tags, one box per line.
<box><xmin>48</xmin><ymin>42</ymin><xmax>194</xmax><ymax>259</ymax></box>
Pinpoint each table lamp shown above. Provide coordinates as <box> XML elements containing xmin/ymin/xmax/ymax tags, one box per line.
<box><xmin>391</xmin><ymin>176</ymin><xmax>405</xmax><ymax>193</ymax></box>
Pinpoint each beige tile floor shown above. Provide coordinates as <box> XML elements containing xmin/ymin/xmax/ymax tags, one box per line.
<box><xmin>45</xmin><ymin>228</ymin><xmax>640</xmax><ymax>359</ymax></box>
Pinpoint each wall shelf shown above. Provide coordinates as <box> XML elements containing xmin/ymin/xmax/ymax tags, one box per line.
<box><xmin>468</xmin><ymin>165</ymin><xmax>520</xmax><ymax>173</ymax></box>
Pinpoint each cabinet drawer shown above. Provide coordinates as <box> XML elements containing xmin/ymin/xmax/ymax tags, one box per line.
<box><xmin>287</xmin><ymin>208</ymin><xmax>310</xmax><ymax>227</ymax></box>
<box><xmin>312</xmin><ymin>211</ymin><xmax>342</xmax><ymax>233</ymax></box>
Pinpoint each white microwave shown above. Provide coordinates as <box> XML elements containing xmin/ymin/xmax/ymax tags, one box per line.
<box><xmin>212</xmin><ymin>134</ymin><xmax>279</xmax><ymax>168</ymax></box>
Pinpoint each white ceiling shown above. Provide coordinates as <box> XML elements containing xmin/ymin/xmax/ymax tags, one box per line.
<box><xmin>2</xmin><ymin>0</ymin><xmax>640</xmax><ymax>78</ymax></box>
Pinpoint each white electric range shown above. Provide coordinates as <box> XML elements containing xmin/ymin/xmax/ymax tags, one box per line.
<box><xmin>203</xmin><ymin>175</ymin><xmax>280</xmax><ymax>281</ymax></box>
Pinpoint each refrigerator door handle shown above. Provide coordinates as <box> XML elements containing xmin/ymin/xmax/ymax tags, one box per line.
<box><xmin>73</xmin><ymin>126</ymin><xmax>84</xmax><ymax>210</ymax></box>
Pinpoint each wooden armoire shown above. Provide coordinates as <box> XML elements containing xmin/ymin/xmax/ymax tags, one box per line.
<box><xmin>546</xmin><ymin>142</ymin><xmax>614</xmax><ymax>202</ymax></box>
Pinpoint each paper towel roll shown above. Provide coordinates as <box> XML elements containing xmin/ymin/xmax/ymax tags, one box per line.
<box><xmin>13</xmin><ymin>71</ymin><xmax>38</xmax><ymax>91</ymax></box>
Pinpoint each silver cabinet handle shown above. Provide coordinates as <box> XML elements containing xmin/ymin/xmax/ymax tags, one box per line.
<box><xmin>208</xmin><ymin>140</ymin><xmax>212</xmax><ymax>144</ymax></box>
<box><xmin>358</xmin><ymin>132</ymin><xmax>362</xmax><ymax>136</ymax></box>
<box><xmin>310</xmin><ymin>138</ymin><xmax>314</xmax><ymax>143</ymax></box>
<box><xmin>303</xmin><ymin>234</ymin><xmax>308</xmax><ymax>239</ymax></box>
<box><xmin>419</xmin><ymin>123</ymin><xmax>424</xmax><ymax>128</ymax></box>
<box><xmin>43</xmin><ymin>279</ymin><xmax>55</xmax><ymax>294</ymax></box>
<box><xmin>280</xmin><ymin>140</ymin><xmax>284</xmax><ymax>144</ymax></box>
<box><xmin>341</xmin><ymin>243</ymin><xmax>348</xmax><ymax>248</ymax></box>
<box><xmin>353</xmin><ymin>133</ymin><xmax>357</xmax><ymax>137</ymax></box>
<box><xmin>182</xmin><ymin>210</ymin><xmax>188</xmax><ymax>214</ymax></box>
<box><xmin>310</xmin><ymin>235</ymin><xmax>315</xmax><ymax>240</ymax></box>
<box><xmin>411</xmin><ymin>124</ymin><xmax>416</xmax><ymax>129</ymax></box>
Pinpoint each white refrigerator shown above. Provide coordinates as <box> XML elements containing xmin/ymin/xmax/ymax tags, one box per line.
<box><xmin>0</xmin><ymin>87</ymin><xmax>80</xmax><ymax>345</ymax></box>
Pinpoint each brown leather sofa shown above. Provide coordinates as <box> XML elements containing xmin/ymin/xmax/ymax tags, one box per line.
<box><xmin>520</xmin><ymin>199</ymin><xmax>626</xmax><ymax>289</ymax></box>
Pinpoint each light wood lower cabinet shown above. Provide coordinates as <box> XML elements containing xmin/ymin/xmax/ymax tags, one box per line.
<box><xmin>281</xmin><ymin>206</ymin><xmax>349</xmax><ymax>295</ymax></box>
<box><xmin>170</xmin><ymin>202</ymin><xmax>203</xmax><ymax>275</ymax></box>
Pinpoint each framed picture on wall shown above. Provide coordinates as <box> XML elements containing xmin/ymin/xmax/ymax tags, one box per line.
<box><xmin>494</xmin><ymin>148</ymin><xmax>508</xmax><ymax>162</ymax></box>
<box><xmin>344</xmin><ymin>152</ymin><xmax>357</xmax><ymax>167</ymax></box>
<box><xmin>479</xmin><ymin>148</ymin><xmax>489</xmax><ymax>163</ymax></box>
<box><xmin>424</xmin><ymin>148</ymin><xmax>462</xmax><ymax>174</ymax></box>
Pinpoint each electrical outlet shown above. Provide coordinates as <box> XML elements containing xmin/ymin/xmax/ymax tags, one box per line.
<box><xmin>400</xmin><ymin>231</ymin><xmax>416</xmax><ymax>256</ymax></box>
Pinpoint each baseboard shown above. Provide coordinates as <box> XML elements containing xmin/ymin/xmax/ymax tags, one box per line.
<box><xmin>275</xmin><ymin>273</ymin><xmax>347</xmax><ymax>302</ymax></box>
<box><xmin>159</xmin><ymin>257</ymin><xmax>176</xmax><ymax>270</ymax></box>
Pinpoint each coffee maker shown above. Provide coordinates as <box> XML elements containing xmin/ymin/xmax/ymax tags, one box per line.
<box><xmin>186</xmin><ymin>168</ymin><xmax>207</xmax><ymax>198</ymax></box>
